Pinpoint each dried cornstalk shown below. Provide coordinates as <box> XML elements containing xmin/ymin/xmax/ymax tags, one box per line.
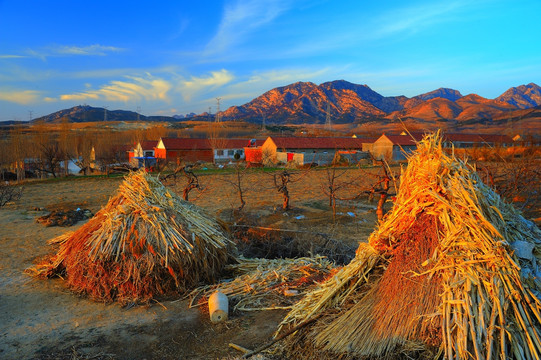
<box><xmin>279</xmin><ymin>132</ymin><xmax>541</xmax><ymax>359</ymax></box>
<box><xmin>27</xmin><ymin>170</ymin><xmax>234</xmax><ymax>304</ymax></box>
<box><xmin>189</xmin><ymin>256</ymin><xmax>335</xmax><ymax>312</ymax></box>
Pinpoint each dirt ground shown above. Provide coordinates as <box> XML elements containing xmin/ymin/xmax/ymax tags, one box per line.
<box><xmin>0</xmin><ymin>168</ymin><xmax>384</xmax><ymax>359</ymax></box>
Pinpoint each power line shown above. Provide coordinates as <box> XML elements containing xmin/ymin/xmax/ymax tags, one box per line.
<box><xmin>325</xmin><ymin>103</ymin><xmax>332</xmax><ymax>130</ymax></box>
<box><xmin>216</xmin><ymin>97</ymin><xmax>221</xmax><ymax>123</ymax></box>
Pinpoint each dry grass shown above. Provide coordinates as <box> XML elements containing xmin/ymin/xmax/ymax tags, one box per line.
<box><xmin>27</xmin><ymin>170</ymin><xmax>235</xmax><ymax>304</ymax></box>
<box><xmin>189</xmin><ymin>256</ymin><xmax>336</xmax><ymax>313</ymax></box>
<box><xmin>279</xmin><ymin>132</ymin><xmax>541</xmax><ymax>359</ymax></box>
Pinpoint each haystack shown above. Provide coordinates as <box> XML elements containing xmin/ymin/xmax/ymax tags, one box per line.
<box><xmin>28</xmin><ymin>170</ymin><xmax>234</xmax><ymax>304</ymax></box>
<box><xmin>278</xmin><ymin>133</ymin><xmax>541</xmax><ymax>359</ymax></box>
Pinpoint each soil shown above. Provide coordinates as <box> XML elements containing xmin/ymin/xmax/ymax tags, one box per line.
<box><xmin>0</xmin><ymin>169</ymin><xmax>382</xmax><ymax>360</ymax></box>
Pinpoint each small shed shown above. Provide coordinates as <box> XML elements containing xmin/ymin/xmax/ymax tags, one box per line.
<box><xmin>371</xmin><ymin>134</ymin><xmax>424</xmax><ymax>162</ymax></box>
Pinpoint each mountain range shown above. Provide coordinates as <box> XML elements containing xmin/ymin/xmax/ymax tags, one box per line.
<box><xmin>220</xmin><ymin>80</ymin><xmax>541</xmax><ymax>125</ymax></box>
<box><xmin>28</xmin><ymin>81</ymin><xmax>541</xmax><ymax>129</ymax></box>
<box><xmin>31</xmin><ymin>105</ymin><xmax>175</xmax><ymax>123</ymax></box>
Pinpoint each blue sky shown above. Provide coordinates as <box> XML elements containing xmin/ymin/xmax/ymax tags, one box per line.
<box><xmin>1</xmin><ymin>0</ymin><xmax>540</xmax><ymax>121</ymax></box>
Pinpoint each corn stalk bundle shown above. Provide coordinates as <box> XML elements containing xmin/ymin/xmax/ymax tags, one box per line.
<box><xmin>279</xmin><ymin>132</ymin><xmax>541</xmax><ymax>359</ymax></box>
<box><xmin>189</xmin><ymin>256</ymin><xmax>335</xmax><ymax>312</ymax></box>
<box><xmin>27</xmin><ymin>170</ymin><xmax>234</xmax><ymax>304</ymax></box>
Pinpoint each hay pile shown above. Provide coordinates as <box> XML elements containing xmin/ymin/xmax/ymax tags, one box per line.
<box><xmin>28</xmin><ymin>171</ymin><xmax>234</xmax><ymax>304</ymax></box>
<box><xmin>189</xmin><ymin>256</ymin><xmax>335</xmax><ymax>312</ymax></box>
<box><xmin>279</xmin><ymin>133</ymin><xmax>541</xmax><ymax>359</ymax></box>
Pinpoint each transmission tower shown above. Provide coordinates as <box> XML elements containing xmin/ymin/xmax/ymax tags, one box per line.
<box><xmin>104</xmin><ymin>106</ymin><xmax>108</xmax><ymax>122</ymax></box>
<box><xmin>325</xmin><ymin>103</ymin><xmax>332</xmax><ymax>130</ymax></box>
<box><xmin>136</xmin><ymin>106</ymin><xmax>141</xmax><ymax>121</ymax></box>
<box><xmin>215</xmin><ymin>97</ymin><xmax>221</xmax><ymax>123</ymax></box>
<box><xmin>28</xmin><ymin>110</ymin><xmax>33</xmax><ymax>121</ymax></box>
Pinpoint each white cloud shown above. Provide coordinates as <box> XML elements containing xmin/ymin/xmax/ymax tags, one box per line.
<box><xmin>60</xmin><ymin>74</ymin><xmax>172</xmax><ymax>103</ymax></box>
<box><xmin>178</xmin><ymin>69</ymin><xmax>235</xmax><ymax>100</ymax></box>
<box><xmin>205</xmin><ymin>0</ymin><xmax>292</xmax><ymax>55</ymax></box>
<box><xmin>53</xmin><ymin>44</ymin><xmax>123</xmax><ymax>56</ymax></box>
<box><xmin>10</xmin><ymin>44</ymin><xmax>125</xmax><ymax>60</ymax></box>
<box><xmin>0</xmin><ymin>90</ymin><xmax>41</xmax><ymax>104</ymax></box>
<box><xmin>0</xmin><ymin>54</ymin><xmax>27</xmax><ymax>59</ymax></box>
<box><xmin>372</xmin><ymin>1</ymin><xmax>476</xmax><ymax>38</ymax></box>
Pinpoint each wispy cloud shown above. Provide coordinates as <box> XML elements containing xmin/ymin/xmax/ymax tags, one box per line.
<box><xmin>52</xmin><ymin>44</ymin><xmax>124</xmax><ymax>56</ymax></box>
<box><xmin>372</xmin><ymin>0</ymin><xmax>476</xmax><ymax>38</ymax></box>
<box><xmin>3</xmin><ymin>44</ymin><xmax>124</xmax><ymax>61</ymax></box>
<box><xmin>178</xmin><ymin>69</ymin><xmax>235</xmax><ymax>100</ymax></box>
<box><xmin>205</xmin><ymin>0</ymin><xmax>292</xmax><ymax>55</ymax></box>
<box><xmin>60</xmin><ymin>74</ymin><xmax>171</xmax><ymax>103</ymax></box>
<box><xmin>0</xmin><ymin>54</ymin><xmax>27</xmax><ymax>59</ymax></box>
<box><xmin>0</xmin><ymin>90</ymin><xmax>41</xmax><ymax>104</ymax></box>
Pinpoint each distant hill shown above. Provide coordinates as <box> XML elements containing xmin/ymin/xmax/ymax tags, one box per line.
<box><xmin>31</xmin><ymin>105</ymin><xmax>176</xmax><ymax>123</ymax></box>
<box><xmin>221</xmin><ymin>80</ymin><xmax>403</xmax><ymax>124</ymax></box>
<box><xmin>220</xmin><ymin>80</ymin><xmax>541</xmax><ymax>126</ymax></box>
<box><xmin>495</xmin><ymin>83</ymin><xmax>541</xmax><ymax>109</ymax></box>
<box><xmin>24</xmin><ymin>81</ymin><xmax>541</xmax><ymax>133</ymax></box>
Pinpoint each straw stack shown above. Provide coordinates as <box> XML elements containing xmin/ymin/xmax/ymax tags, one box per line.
<box><xmin>28</xmin><ymin>170</ymin><xmax>234</xmax><ymax>304</ymax></box>
<box><xmin>190</xmin><ymin>256</ymin><xmax>335</xmax><ymax>312</ymax></box>
<box><xmin>279</xmin><ymin>132</ymin><xmax>541</xmax><ymax>359</ymax></box>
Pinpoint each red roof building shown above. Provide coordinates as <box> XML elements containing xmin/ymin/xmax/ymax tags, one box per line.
<box><xmin>154</xmin><ymin>138</ymin><xmax>264</xmax><ymax>164</ymax></box>
<box><xmin>260</xmin><ymin>136</ymin><xmax>374</xmax><ymax>165</ymax></box>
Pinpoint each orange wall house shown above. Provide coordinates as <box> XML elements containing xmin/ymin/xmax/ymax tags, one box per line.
<box><xmin>155</xmin><ymin>138</ymin><xmax>214</xmax><ymax>163</ymax></box>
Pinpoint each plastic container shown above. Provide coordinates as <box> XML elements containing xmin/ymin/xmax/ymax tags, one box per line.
<box><xmin>208</xmin><ymin>291</ymin><xmax>228</xmax><ymax>323</ymax></box>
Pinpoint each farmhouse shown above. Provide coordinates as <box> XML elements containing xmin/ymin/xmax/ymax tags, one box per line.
<box><xmin>154</xmin><ymin>138</ymin><xmax>261</xmax><ymax>164</ymax></box>
<box><xmin>259</xmin><ymin>136</ymin><xmax>372</xmax><ymax>166</ymax></box>
<box><xmin>368</xmin><ymin>134</ymin><xmax>423</xmax><ymax>162</ymax></box>
<box><xmin>213</xmin><ymin>139</ymin><xmax>263</xmax><ymax>164</ymax></box>
<box><xmin>442</xmin><ymin>133</ymin><xmax>514</xmax><ymax>148</ymax></box>
<box><xmin>155</xmin><ymin>138</ymin><xmax>213</xmax><ymax>164</ymax></box>
<box><xmin>371</xmin><ymin>132</ymin><xmax>516</xmax><ymax>162</ymax></box>
<box><xmin>129</xmin><ymin>140</ymin><xmax>158</xmax><ymax>168</ymax></box>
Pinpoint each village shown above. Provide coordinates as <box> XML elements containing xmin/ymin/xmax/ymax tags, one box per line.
<box><xmin>129</xmin><ymin>132</ymin><xmax>521</xmax><ymax>168</ymax></box>
<box><xmin>1</xmin><ymin>126</ymin><xmax>540</xmax><ymax>359</ymax></box>
<box><xmin>2</xmin><ymin>129</ymin><xmax>531</xmax><ymax>182</ymax></box>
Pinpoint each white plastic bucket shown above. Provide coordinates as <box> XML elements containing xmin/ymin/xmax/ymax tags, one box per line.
<box><xmin>208</xmin><ymin>291</ymin><xmax>228</xmax><ymax>323</ymax></box>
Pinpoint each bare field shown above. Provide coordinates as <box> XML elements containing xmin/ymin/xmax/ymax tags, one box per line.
<box><xmin>0</xmin><ymin>168</ymin><xmax>385</xmax><ymax>359</ymax></box>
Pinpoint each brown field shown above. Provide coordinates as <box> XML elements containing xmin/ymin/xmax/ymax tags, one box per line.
<box><xmin>1</xmin><ymin>159</ymin><xmax>539</xmax><ymax>359</ymax></box>
<box><xmin>0</xmin><ymin>167</ymin><xmax>388</xmax><ymax>359</ymax></box>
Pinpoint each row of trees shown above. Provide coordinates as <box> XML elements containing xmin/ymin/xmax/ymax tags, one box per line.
<box><xmin>0</xmin><ymin>122</ymin><xmax>175</xmax><ymax>180</ymax></box>
<box><xmin>162</xmin><ymin>160</ymin><xmax>397</xmax><ymax>222</ymax></box>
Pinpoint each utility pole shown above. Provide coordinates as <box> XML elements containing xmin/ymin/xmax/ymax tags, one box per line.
<box><xmin>325</xmin><ymin>103</ymin><xmax>332</xmax><ymax>131</ymax></box>
<box><xmin>215</xmin><ymin>97</ymin><xmax>221</xmax><ymax>123</ymax></box>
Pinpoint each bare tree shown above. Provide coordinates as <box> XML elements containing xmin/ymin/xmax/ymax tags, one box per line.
<box><xmin>36</xmin><ymin>141</ymin><xmax>66</xmax><ymax>178</ymax></box>
<box><xmin>181</xmin><ymin>166</ymin><xmax>200</xmax><ymax>201</ymax></box>
<box><xmin>0</xmin><ymin>182</ymin><xmax>22</xmax><ymax>207</ymax></box>
<box><xmin>274</xmin><ymin>170</ymin><xmax>291</xmax><ymax>210</ymax></box>
<box><xmin>221</xmin><ymin>163</ymin><xmax>248</xmax><ymax>212</ymax></box>
<box><xmin>73</xmin><ymin>132</ymin><xmax>96</xmax><ymax>175</ymax></box>
<box><xmin>321</xmin><ymin>166</ymin><xmax>352</xmax><ymax>218</ymax></box>
<box><xmin>9</xmin><ymin>126</ymin><xmax>30</xmax><ymax>182</ymax></box>
<box><xmin>58</xmin><ymin>117</ymin><xmax>72</xmax><ymax>176</ymax></box>
<box><xmin>366</xmin><ymin>158</ymin><xmax>394</xmax><ymax>221</ymax></box>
